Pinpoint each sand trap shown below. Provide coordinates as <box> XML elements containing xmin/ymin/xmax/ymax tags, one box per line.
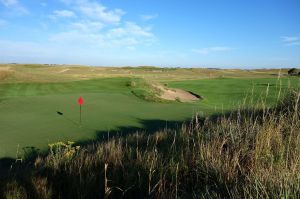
<box><xmin>154</xmin><ymin>84</ymin><xmax>201</xmax><ymax>102</ymax></box>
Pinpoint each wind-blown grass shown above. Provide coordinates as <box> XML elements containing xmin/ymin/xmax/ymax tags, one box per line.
<box><xmin>1</xmin><ymin>90</ymin><xmax>300</xmax><ymax>198</ymax></box>
<box><xmin>127</xmin><ymin>78</ymin><xmax>164</xmax><ymax>102</ymax></box>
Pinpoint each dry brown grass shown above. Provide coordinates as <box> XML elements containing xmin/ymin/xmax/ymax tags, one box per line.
<box><xmin>0</xmin><ymin>64</ymin><xmax>285</xmax><ymax>83</ymax></box>
<box><xmin>0</xmin><ymin>66</ymin><xmax>14</xmax><ymax>81</ymax></box>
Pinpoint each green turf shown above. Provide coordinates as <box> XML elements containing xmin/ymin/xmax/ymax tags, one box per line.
<box><xmin>0</xmin><ymin>77</ymin><xmax>299</xmax><ymax>158</ymax></box>
<box><xmin>167</xmin><ymin>77</ymin><xmax>300</xmax><ymax>110</ymax></box>
<box><xmin>0</xmin><ymin>78</ymin><xmax>202</xmax><ymax>158</ymax></box>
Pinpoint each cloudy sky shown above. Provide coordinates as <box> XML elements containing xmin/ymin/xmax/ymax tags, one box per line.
<box><xmin>0</xmin><ymin>0</ymin><xmax>299</xmax><ymax>68</ymax></box>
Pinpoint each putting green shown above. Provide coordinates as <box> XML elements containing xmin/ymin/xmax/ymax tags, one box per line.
<box><xmin>0</xmin><ymin>78</ymin><xmax>203</xmax><ymax>158</ymax></box>
<box><xmin>0</xmin><ymin>77</ymin><xmax>299</xmax><ymax>158</ymax></box>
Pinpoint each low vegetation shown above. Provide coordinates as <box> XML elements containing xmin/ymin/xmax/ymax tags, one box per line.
<box><xmin>288</xmin><ymin>68</ymin><xmax>300</xmax><ymax>76</ymax></box>
<box><xmin>1</xmin><ymin>90</ymin><xmax>300</xmax><ymax>198</ymax></box>
<box><xmin>0</xmin><ymin>67</ymin><xmax>14</xmax><ymax>81</ymax></box>
<box><xmin>127</xmin><ymin>78</ymin><xmax>164</xmax><ymax>102</ymax></box>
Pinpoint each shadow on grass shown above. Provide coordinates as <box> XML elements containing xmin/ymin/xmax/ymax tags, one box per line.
<box><xmin>0</xmin><ymin>104</ymin><xmax>273</xmax><ymax>176</ymax></box>
<box><xmin>0</xmin><ymin>117</ymin><xmax>196</xmax><ymax>198</ymax></box>
<box><xmin>0</xmin><ymin>106</ymin><xmax>276</xmax><ymax>198</ymax></box>
<box><xmin>0</xmin><ymin>117</ymin><xmax>191</xmax><ymax>176</ymax></box>
<box><xmin>76</xmin><ymin>118</ymin><xmax>191</xmax><ymax>147</ymax></box>
<box><xmin>0</xmin><ymin>157</ymin><xmax>15</xmax><ymax>176</ymax></box>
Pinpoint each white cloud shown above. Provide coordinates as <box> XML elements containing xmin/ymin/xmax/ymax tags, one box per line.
<box><xmin>0</xmin><ymin>0</ymin><xmax>157</xmax><ymax>64</ymax></box>
<box><xmin>75</xmin><ymin>0</ymin><xmax>125</xmax><ymax>24</ymax></box>
<box><xmin>48</xmin><ymin>0</ymin><xmax>155</xmax><ymax>49</ymax></box>
<box><xmin>110</xmin><ymin>37</ymin><xmax>138</xmax><ymax>47</ymax></box>
<box><xmin>192</xmin><ymin>46</ymin><xmax>232</xmax><ymax>55</ymax></box>
<box><xmin>50</xmin><ymin>31</ymin><xmax>104</xmax><ymax>45</ymax></box>
<box><xmin>282</xmin><ymin>36</ymin><xmax>299</xmax><ymax>42</ymax></box>
<box><xmin>106</xmin><ymin>22</ymin><xmax>155</xmax><ymax>47</ymax></box>
<box><xmin>108</xmin><ymin>22</ymin><xmax>153</xmax><ymax>38</ymax></box>
<box><xmin>281</xmin><ymin>36</ymin><xmax>300</xmax><ymax>46</ymax></box>
<box><xmin>47</xmin><ymin>0</ymin><xmax>155</xmax><ymax>50</ymax></box>
<box><xmin>140</xmin><ymin>14</ymin><xmax>158</xmax><ymax>21</ymax></box>
<box><xmin>49</xmin><ymin>30</ymin><xmax>141</xmax><ymax>49</ymax></box>
<box><xmin>0</xmin><ymin>0</ymin><xmax>29</xmax><ymax>15</ymax></box>
<box><xmin>70</xmin><ymin>20</ymin><xmax>103</xmax><ymax>32</ymax></box>
<box><xmin>50</xmin><ymin>10</ymin><xmax>76</xmax><ymax>18</ymax></box>
<box><xmin>49</xmin><ymin>19</ymin><xmax>155</xmax><ymax>50</ymax></box>
<box><xmin>57</xmin><ymin>0</ymin><xmax>125</xmax><ymax>23</ymax></box>
<box><xmin>50</xmin><ymin>21</ymin><xmax>154</xmax><ymax>49</ymax></box>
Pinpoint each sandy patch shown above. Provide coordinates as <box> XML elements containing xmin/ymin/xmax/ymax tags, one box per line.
<box><xmin>154</xmin><ymin>84</ymin><xmax>201</xmax><ymax>102</ymax></box>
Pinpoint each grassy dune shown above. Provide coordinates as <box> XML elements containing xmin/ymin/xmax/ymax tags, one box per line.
<box><xmin>1</xmin><ymin>90</ymin><xmax>300</xmax><ymax>198</ymax></box>
<box><xmin>0</xmin><ymin>64</ymin><xmax>290</xmax><ymax>83</ymax></box>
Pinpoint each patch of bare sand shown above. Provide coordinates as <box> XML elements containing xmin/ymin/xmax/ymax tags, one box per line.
<box><xmin>154</xmin><ymin>84</ymin><xmax>201</xmax><ymax>102</ymax></box>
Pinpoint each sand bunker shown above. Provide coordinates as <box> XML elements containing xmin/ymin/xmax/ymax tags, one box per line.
<box><xmin>154</xmin><ymin>84</ymin><xmax>201</xmax><ymax>102</ymax></box>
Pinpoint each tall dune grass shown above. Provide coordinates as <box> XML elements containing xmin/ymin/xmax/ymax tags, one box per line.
<box><xmin>1</xmin><ymin>90</ymin><xmax>300</xmax><ymax>198</ymax></box>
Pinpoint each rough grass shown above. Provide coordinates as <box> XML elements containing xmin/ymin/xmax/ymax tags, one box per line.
<box><xmin>127</xmin><ymin>78</ymin><xmax>200</xmax><ymax>102</ymax></box>
<box><xmin>0</xmin><ymin>64</ymin><xmax>290</xmax><ymax>83</ymax></box>
<box><xmin>1</xmin><ymin>90</ymin><xmax>300</xmax><ymax>198</ymax></box>
<box><xmin>0</xmin><ymin>71</ymin><xmax>13</xmax><ymax>81</ymax></box>
<box><xmin>127</xmin><ymin>78</ymin><xmax>164</xmax><ymax>102</ymax></box>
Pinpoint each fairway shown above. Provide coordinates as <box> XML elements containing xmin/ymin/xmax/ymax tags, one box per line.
<box><xmin>1</xmin><ymin>72</ymin><xmax>299</xmax><ymax>158</ymax></box>
<box><xmin>168</xmin><ymin>77</ymin><xmax>300</xmax><ymax>110</ymax></box>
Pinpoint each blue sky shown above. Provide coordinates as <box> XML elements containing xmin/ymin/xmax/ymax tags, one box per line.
<box><xmin>0</xmin><ymin>0</ymin><xmax>299</xmax><ymax>68</ymax></box>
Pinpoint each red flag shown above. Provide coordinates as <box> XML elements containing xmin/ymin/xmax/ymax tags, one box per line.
<box><xmin>78</xmin><ymin>96</ymin><xmax>84</xmax><ymax>105</ymax></box>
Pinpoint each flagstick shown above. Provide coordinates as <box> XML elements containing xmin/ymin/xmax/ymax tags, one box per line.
<box><xmin>77</xmin><ymin>96</ymin><xmax>84</xmax><ymax>126</ymax></box>
<box><xmin>80</xmin><ymin>105</ymin><xmax>82</xmax><ymax>125</ymax></box>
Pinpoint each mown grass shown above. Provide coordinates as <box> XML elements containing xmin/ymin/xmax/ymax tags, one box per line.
<box><xmin>1</xmin><ymin>89</ymin><xmax>300</xmax><ymax>198</ymax></box>
<box><xmin>0</xmin><ymin>77</ymin><xmax>205</xmax><ymax>158</ymax></box>
<box><xmin>0</xmin><ymin>76</ymin><xmax>298</xmax><ymax>158</ymax></box>
<box><xmin>168</xmin><ymin>77</ymin><xmax>300</xmax><ymax>110</ymax></box>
